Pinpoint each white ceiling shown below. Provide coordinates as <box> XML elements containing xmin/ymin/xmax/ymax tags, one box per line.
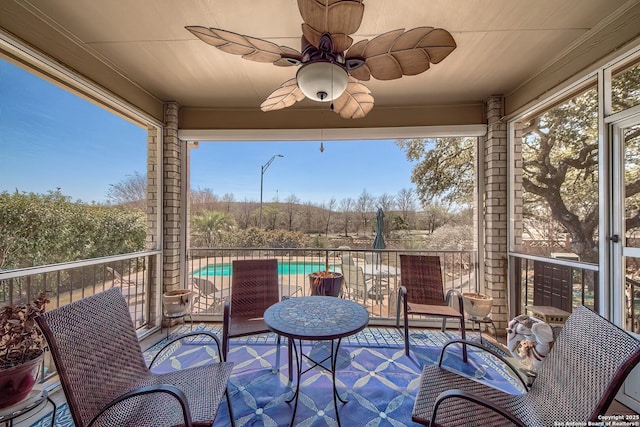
<box><xmin>1</xmin><ymin>0</ymin><xmax>639</xmax><ymax>129</ymax></box>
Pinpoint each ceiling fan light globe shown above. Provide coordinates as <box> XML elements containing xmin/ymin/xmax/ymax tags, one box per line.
<box><xmin>296</xmin><ymin>62</ymin><xmax>348</xmax><ymax>102</ymax></box>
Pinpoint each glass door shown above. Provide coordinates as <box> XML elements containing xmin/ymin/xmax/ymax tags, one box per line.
<box><xmin>611</xmin><ymin>116</ymin><xmax>640</xmax><ymax>410</ymax></box>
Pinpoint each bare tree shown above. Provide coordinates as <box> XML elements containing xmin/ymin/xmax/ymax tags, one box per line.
<box><xmin>377</xmin><ymin>193</ymin><xmax>396</xmax><ymax>212</ymax></box>
<box><xmin>236</xmin><ymin>197</ymin><xmax>256</xmax><ymax>229</ymax></box>
<box><xmin>190</xmin><ymin>187</ymin><xmax>218</xmax><ymax>214</ymax></box>
<box><xmin>106</xmin><ymin>171</ymin><xmax>146</xmax><ymax>211</ymax></box>
<box><xmin>301</xmin><ymin>201</ymin><xmax>315</xmax><ymax>233</ymax></box>
<box><xmin>356</xmin><ymin>189</ymin><xmax>375</xmax><ymax>233</ymax></box>
<box><xmin>221</xmin><ymin>193</ymin><xmax>235</xmax><ymax>213</ymax></box>
<box><xmin>319</xmin><ymin>198</ymin><xmax>337</xmax><ymax>236</ymax></box>
<box><xmin>396</xmin><ymin>188</ymin><xmax>416</xmax><ymax>226</ymax></box>
<box><xmin>339</xmin><ymin>197</ymin><xmax>354</xmax><ymax>237</ymax></box>
<box><xmin>283</xmin><ymin>194</ymin><xmax>300</xmax><ymax>231</ymax></box>
<box><xmin>421</xmin><ymin>201</ymin><xmax>452</xmax><ymax>233</ymax></box>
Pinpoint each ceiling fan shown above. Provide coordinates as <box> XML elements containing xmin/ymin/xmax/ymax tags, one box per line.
<box><xmin>186</xmin><ymin>0</ymin><xmax>456</xmax><ymax>119</ymax></box>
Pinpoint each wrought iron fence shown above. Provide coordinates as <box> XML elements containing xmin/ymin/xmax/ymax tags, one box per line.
<box><xmin>0</xmin><ymin>251</ymin><xmax>159</xmax><ymax>329</ymax></box>
<box><xmin>0</xmin><ymin>251</ymin><xmax>160</xmax><ymax>383</ymax></box>
<box><xmin>187</xmin><ymin>248</ymin><xmax>479</xmax><ymax>322</ymax></box>
<box><xmin>1</xmin><ymin>247</ymin><xmax>478</xmax><ymax>383</ymax></box>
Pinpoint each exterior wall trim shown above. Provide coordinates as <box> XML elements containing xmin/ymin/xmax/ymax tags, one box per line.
<box><xmin>178</xmin><ymin>125</ymin><xmax>487</xmax><ymax>142</ymax></box>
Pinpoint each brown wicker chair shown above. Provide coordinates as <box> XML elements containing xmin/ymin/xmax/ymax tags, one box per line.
<box><xmin>36</xmin><ymin>288</ymin><xmax>234</xmax><ymax>427</ymax></box>
<box><xmin>412</xmin><ymin>305</ymin><xmax>640</xmax><ymax>426</ymax></box>
<box><xmin>396</xmin><ymin>254</ymin><xmax>467</xmax><ymax>361</ymax></box>
<box><xmin>222</xmin><ymin>259</ymin><xmax>285</xmax><ymax>360</ymax></box>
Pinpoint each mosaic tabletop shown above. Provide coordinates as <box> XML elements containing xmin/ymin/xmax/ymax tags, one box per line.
<box><xmin>264</xmin><ymin>296</ymin><xmax>369</xmax><ymax>340</ymax></box>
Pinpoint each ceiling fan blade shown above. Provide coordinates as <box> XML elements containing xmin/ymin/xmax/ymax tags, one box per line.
<box><xmin>332</xmin><ymin>78</ymin><xmax>374</xmax><ymax>119</ymax></box>
<box><xmin>298</xmin><ymin>0</ymin><xmax>364</xmax><ymax>48</ymax></box>
<box><xmin>301</xmin><ymin>24</ymin><xmax>353</xmax><ymax>53</ymax></box>
<box><xmin>186</xmin><ymin>26</ymin><xmax>302</xmax><ymax>66</ymax></box>
<box><xmin>345</xmin><ymin>39</ymin><xmax>370</xmax><ymax>80</ymax></box>
<box><xmin>260</xmin><ymin>79</ymin><xmax>305</xmax><ymax>112</ymax></box>
<box><xmin>346</xmin><ymin>27</ymin><xmax>456</xmax><ymax>81</ymax></box>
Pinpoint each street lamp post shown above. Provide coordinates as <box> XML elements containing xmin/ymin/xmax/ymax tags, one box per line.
<box><xmin>259</xmin><ymin>154</ymin><xmax>284</xmax><ymax>228</ymax></box>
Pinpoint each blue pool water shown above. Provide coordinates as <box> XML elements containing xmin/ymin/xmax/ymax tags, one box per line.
<box><xmin>194</xmin><ymin>262</ymin><xmax>334</xmax><ymax>277</ymax></box>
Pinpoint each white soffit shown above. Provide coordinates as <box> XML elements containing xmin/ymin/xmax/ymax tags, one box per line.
<box><xmin>178</xmin><ymin>125</ymin><xmax>488</xmax><ymax>142</ymax></box>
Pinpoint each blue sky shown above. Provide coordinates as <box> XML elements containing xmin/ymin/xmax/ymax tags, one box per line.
<box><xmin>0</xmin><ymin>58</ymin><xmax>416</xmax><ymax>206</ymax></box>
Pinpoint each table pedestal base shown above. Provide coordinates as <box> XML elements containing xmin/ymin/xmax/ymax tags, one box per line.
<box><xmin>263</xmin><ymin>296</ymin><xmax>369</xmax><ymax>427</ymax></box>
<box><xmin>288</xmin><ymin>338</ymin><xmax>347</xmax><ymax>427</ymax></box>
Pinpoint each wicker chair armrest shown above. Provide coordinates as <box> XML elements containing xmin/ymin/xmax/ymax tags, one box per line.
<box><xmin>149</xmin><ymin>331</ymin><xmax>223</xmax><ymax>368</ymax></box>
<box><xmin>88</xmin><ymin>384</ymin><xmax>193</xmax><ymax>427</ymax></box>
<box><xmin>430</xmin><ymin>389</ymin><xmax>526</xmax><ymax>427</ymax></box>
<box><xmin>398</xmin><ymin>285</ymin><xmax>407</xmax><ymax>297</ymax></box>
<box><xmin>438</xmin><ymin>338</ymin><xmax>529</xmax><ymax>390</ymax></box>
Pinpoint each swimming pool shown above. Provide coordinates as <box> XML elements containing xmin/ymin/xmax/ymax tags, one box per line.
<box><xmin>193</xmin><ymin>262</ymin><xmax>336</xmax><ymax>277</ymax></box>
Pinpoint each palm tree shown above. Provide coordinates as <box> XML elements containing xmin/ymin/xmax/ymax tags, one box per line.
<box><xmin>190</xmin><ymin>210</ymin><xmax>235</xmax><ymax>247</ymax></box>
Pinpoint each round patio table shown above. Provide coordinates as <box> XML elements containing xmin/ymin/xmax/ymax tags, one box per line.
<box><xmin>264</xmin><ymin>296</ymin><xmax>369</xmax><ymax>427</ymax></box>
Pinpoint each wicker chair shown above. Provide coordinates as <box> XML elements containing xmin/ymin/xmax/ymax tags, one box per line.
<box><xmin>396</xmin><ymin>254</ymin><xmax>467</xmax><ymax>361</ymax></box>
<box><xmin>222</xmin><ymin>259</ymin><xmax>285</xmax><ymax>361</ymax></box>
<box><xmin>36</xmin><ymin>287</ymin><xmax>234</xmax><ymax>427</ymax></box>
<box><xmin>412</xmin><ymin>305</ymin><xmax>640</xmax><ymax>426</ymax></box>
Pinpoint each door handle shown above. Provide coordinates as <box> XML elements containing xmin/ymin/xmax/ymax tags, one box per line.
<box><xmin>610</xmin><ymin>235</ymin><xmax>620</xmax><ymax>243</ymax></box>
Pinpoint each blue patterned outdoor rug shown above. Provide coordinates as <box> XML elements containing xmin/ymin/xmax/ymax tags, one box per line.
<box><xmin>31</xmin><ymin>327</ymin><xmax>524</xmax><ymax>427</ymax></box>
<box><xmin>28</xmin><ymin>403</ymin><xmax>70</xmax><ymax>427</ymax></box>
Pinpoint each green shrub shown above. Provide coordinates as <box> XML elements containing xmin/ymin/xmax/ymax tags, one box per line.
<box><xmin>0</xmin><ymin>191</ymin><xmax>145</xmax><ymax>269</ymax></box>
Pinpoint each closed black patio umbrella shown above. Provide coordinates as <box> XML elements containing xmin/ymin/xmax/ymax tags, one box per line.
<box><xmin>373</xmin><ymin>208</ymin><xmax>386</xmax><ymax>250</ymax></box>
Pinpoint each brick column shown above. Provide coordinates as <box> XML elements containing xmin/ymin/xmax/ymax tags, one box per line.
<box><xmin>484</xmin><ymin>96</ymin><xmax>509</xmax><ymax>335</ymax></box>
<box><xmin>510</xmin><ymin>122</ymin><xmax>525</xmax><ymax>317</ymax></box>
<box><xmin>511</xmin><ymin>122</ymin><xmax>524</xmax><ymax>253</ymax></box>
<box><xmin>147</xmin><ymin>126</ymin><xmax>159</xmax><ymax>251</ymax></box>
<box><xmin>146</xmin><ymin>126</ymin><xmax>159</xmax><ymax>326</ymax></box>
<box><xmin>162</xmin><ymin>102</ymin><xmax>183</xmax><ymax>293</ymax></box>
